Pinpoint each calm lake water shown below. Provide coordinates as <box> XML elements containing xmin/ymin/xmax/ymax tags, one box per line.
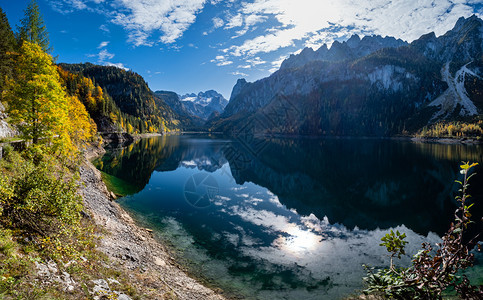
<box><xmin>93</xmin><ymin>134</ymin><xmax>483</xmax><ymax>299</ymax></box>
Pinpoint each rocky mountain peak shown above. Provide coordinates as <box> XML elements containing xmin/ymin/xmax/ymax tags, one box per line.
<box><xmin>199</xmin><ymin>90</ymin><xmax>222</xmax><ymax>99</ymax></box>
<box><xmin>230</xmin><ymin>78</ymin><xmax>248</xmax><ymax>101</ymax></box>
<box><xmin>411</xmin><ymin>14</ymin><xmax>483</xmax><ymax>63</ymax></box>
<box><xmin>280</xmin><ymin>34</ymin><xmax>408</xmax><ymax>70</ymax></box>
<box><xmin>178</xmin><ymin>90</ymin><xmax>228</xmax><ymax>120</ymax></box>
<box><xmin>453</xmin><ymin>14</ymin><xmax>482</xmax><ymax>32</ymax></box>
<box><xmin>346</xmin><ymin>34</ymin><xmax>361</xmax><ymax>48</ymax></box>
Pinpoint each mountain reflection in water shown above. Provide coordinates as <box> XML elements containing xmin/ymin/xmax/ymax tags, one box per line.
<box><xmin>93</xmin><ymin>135</ymin><xmax>482</xmax><ymax>299</ymax></box>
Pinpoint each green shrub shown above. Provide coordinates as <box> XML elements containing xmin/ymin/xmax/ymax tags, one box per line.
<box><xmin>1</xmin><ymin>144</ymin><xmax>13</xmax><ymax>157</ymax></box>
<box><xmin>0</xmin><ymin>229</ymin><xmax>16</xmax><ymax>257</ymax></box>
<box><xmin>0</xmin><ymin>148</ymin><xmax>82</xmax><ymax>236</ymax></box>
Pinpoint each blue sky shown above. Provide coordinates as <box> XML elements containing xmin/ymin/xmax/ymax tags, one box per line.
<box><xmin>1</xmin><ymin>0</ymin><xmax>482</xmax><ymax>98</ymax></box>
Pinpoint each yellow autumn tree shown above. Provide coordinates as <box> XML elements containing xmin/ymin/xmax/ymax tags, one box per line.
<box><xmin>67</xmin><ymin>95</ymin><xmax>96</xmax><ymax>149</ymax></box>
<box><xmin>126</xmin><ymin>123</ymin><xmax>134</xmax><ymax>134</ymax></box>
<box><xmin>4</xmin><ymin>41</ymin><xmax>96</xmax><ymax>153</ymax></box>
<box><xmin>4</xmin><ymin>41</ymin><xmax>68</xmax><ymax>144</ymax></box>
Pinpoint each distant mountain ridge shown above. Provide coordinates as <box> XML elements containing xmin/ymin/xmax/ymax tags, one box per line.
<box><xmin>280</xmin><ymin>35</ymin><xmax>407</xmax><ymax>70</ymax></box>
<box><xmin>210</xmin><ymin>15</ymin><xmax>483</xmax><ymax>136</ymax></box>
<box><xmin>180</xmin><ymin>90</ymin><xmax>228</xmax><ymax>120</ymax></box>
<box><xmin>156</xmin><ymin>89</ymin><xmax>228</xmax><ymax>122</ymax></box>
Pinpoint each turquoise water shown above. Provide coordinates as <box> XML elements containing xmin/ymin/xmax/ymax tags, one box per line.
<box><xmin>94</xmin><ymin>134</ymin><xmax>483</xmax><ymax>299</ymax></box>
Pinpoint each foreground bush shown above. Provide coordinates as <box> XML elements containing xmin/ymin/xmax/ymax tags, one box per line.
<box><xmin>0</xmin><ymin>146</ymin><xmax>82</xmax><ymax>236</ymax></box>
<box><xmin>0</xmin><ymin>147</ymin><xmax>142</xmax><ymax>299</ymax></box>
<box><xmin>364</xmin><ymin>162</ymin><xmax>482</xmax><ymax>299</ymax></box>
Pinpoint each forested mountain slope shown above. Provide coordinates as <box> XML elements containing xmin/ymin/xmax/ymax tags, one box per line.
<box><xmin>59</xmin><ymin>63</ymin><xmax>188</xmax><ymax>133</ymax></box>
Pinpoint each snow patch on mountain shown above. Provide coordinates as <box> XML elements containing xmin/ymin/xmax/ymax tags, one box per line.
<box><xmin>180</xmin><ymin>96</ymin><xmax>213</xmax><ymax>107</ymax></box>
<box><xmin>429</xmin><ymin>62</ymin><xmax>479</xmax><ymax>119</ymax></box>
<box><xmin>182</xmin><ymin>96</ymin><xmax>198</xmax><ymax>103</ymax></box>
<box><xmin>179</xmin><ymin>90</ymin><xmax>228</xmax><ymax>120</ymax></box>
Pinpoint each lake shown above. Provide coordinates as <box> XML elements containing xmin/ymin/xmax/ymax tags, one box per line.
<box><xmin>93</xmin><ymin>134</ymin><xmax>483</xmax><ymax>299</ymax></box>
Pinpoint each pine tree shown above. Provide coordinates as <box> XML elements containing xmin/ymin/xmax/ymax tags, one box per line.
<box><xmin>0</xmin><ymin>7</ymin><xmax>16</xmax><ymax>97</ymax></box>
<box><xmin>17</xmin><ymin>0</ymin><xmax>50</xmax><ymax>53</ymax></box>
<box><xmin>4</xmin><ymin>41</ymin><xmax>68</xmax><ymax>144</ymax></box>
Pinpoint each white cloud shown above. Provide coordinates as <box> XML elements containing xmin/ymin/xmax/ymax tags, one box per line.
<box><xmin>98</xmin><ymin>48</ymin><xmax>115</xmax><ymax>61</ymax></box>
<box><xmin>225</xmin><ymin>13</ymin><xmax>243</xmax><ymax>29</ymax></box>
<box><xmin>236</xmin><ymin>57</ymin><xmax>266</xmax><ymax>70</ymax></box>
<box><xmin>105</xmin><ymin>62</ymin><xmax>129</xmax><ymax>71</ymax></box>
<box><xmin>71</xmin><ymin>0</ymin><xmax>88</xmax><ymax>10</ymax></box>
<box><xmin>211</xmin><ymin>55</ymin><xmax>233</xmax><ymax>66</ymax></box>
<box><xmin>246</xmin><ymin>57</ymin><xmax>266</xmax><ymax>66</ymax></box>
<box><xmin>202</xmin><ymin>16</ymin><xmax>225</xmax><ymax>36</ymax></box>
<box><xmin>99</xmin><ymin>24</ymin><xmax>110</xmax><ymax>33</ymax></box>
<box><xmin>97</xmin><ymin>41</ymin><xmax>109</xmax><ymax>48</ymax></box>
<box><xmin>222</xmin><ymin>0</ymin><xmax>482</xmax><ymax>58</ymax></box>
<box><xmin>234</xmin><ymin>28</ymin><xmax>248</xmax><ymax>37</ymax></box>
<box><xmin>231</xmin><ymin>71</ymin><xmax>248</xmax><ymax>77</ymax></box>
<box><xmin>245</xmin><ymin>14</ymin><xmax>266</xmax><ymax>27</ymax></box>
<box><xmin>225</xmin><ymin>12</ymin><xmax>267</xmax><ymax>39</ymax></box>
<box><xmin>51</xmin><ymin>0</ymin><xmax>99</xmax><ymax>14</ymax></box>
<box><xmin>93</xmin><ymin>45</ymin><xmax>128</xmax><ymax>71</ymax></box>
<box><xmin>52</xmin><ymin>0</ymin><xmax>207</xmax><ymax>46</ymax></box>
<box><xmin>213</xmin><ymin>17</ymin><xmax>224</xmax><ymax>28</ymax></box>
<box><xmin>111</xmin><ymin>0</ymin><xmax>206</xmax><ymax>46</ymax></box>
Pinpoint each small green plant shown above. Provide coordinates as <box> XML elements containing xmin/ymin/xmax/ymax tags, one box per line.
<box><xmin>380</xmin><ymin>230</ymin><xmax>408</xmax><ymax>270</ymax></box>
<box><xmin>363</xmin><ymin>162</ymin><xmax>482</xmax><ymax>299</ymax></box>
<box><xmin>0</xmin><ymin>229</ymin><xmax>16</xmax><ymax>257</ymax></box>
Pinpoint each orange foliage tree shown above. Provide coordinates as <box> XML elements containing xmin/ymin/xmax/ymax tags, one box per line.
<box><xmin>4</xmin><ymin>41</ymin><xmax>95</xmax><ymax>152</ymax></box>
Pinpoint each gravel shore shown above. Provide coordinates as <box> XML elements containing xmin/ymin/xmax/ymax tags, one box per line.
<box><xmin>80</xmin><ymin>147</ymin><xmax>226</xmax><ymax>300</ymax></box>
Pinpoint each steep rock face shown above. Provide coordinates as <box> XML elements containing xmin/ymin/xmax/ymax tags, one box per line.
<box><xmin>216</xmin><ymin>15</ymin><xmax>483</xmax><ymax>136</ymax></box>
<box><xmin>429</xmin><ymin>62</ymin><xmax>480</xmax><ymax>119</ymax></box>
<box><xmin>153</xmin><ymin>91</ymin><xmax>204</xmax><ymax>129</ymax></box>
<box><xmin>154</xmin><ymin>91</ymin><xmax>190</xmax><ymax>117</ymax></box>
<box><xmin>179</xmin><ymin>90</ymin><xmax>228</xmax><ymax>120</ymax></box>
<box><xmin>417</xmin><ymin>15</ymin><xmax>483</xmax><ymax>119</ymax></box>
<box><xmin>0</xmin><ymin>101</ymin><xmax>15</xmax><ymax>138</ymax></box>
<box><xmin>230</xmin><ymin>78</ymin><xmax>248</xmax><ymax>99</ymax></box>
<box><xmin>435</xmin><ymin>15</ymin><xmax>483</xmax><ymax>64</ymax></box>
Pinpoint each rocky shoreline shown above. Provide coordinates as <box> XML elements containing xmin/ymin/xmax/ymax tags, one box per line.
<box><xmin>410</xmin><ymin>136</ymin><xmax>482</xmax><ymax>144</ymax></box>
<box><xmin>80</xmin><ymin>146</ymin><xmax>226</xmax><ymax>300</ymax></box>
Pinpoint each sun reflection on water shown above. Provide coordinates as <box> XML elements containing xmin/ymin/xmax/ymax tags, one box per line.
<box><xmin>280</xmin><ymin>226</ymin><xmax>321</xmax><ymax>254</ymax></box>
